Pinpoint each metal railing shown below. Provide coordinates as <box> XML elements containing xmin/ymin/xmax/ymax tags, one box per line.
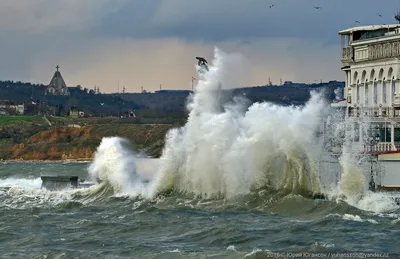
<box><xmin>394</xmin><ymin>95</ymin><xmax>400</xmax><ymax>106</ymax></box>
<box><xmin>368</xmin><ymin>41</ymin><xmax>400</xmax><ymax>61</ymax></box>
<box><xmin>349</xmin><ymin>107</ymin><xmax>400</xmax><ymax>118</ymax></box>
<box><xmin>363</xmin><ymin>142</ymin><xmax>397</xmax><ymax>153</ymax></box>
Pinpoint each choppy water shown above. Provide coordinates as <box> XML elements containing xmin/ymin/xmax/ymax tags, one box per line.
<box><xmin>0</xmin><ymin>161</ymin><xmax>399</xmax><ymax>259</ymax></box>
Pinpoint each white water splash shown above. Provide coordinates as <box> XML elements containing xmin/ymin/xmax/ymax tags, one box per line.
<box><xmin>84</xmin><ymin>47</ymin><xmax>398</xmax><ymax>215</ymax></box>
<box><xmin>88</xmin><ymin>137</ymin><xmax>158</xmax><ymax>198</ymax></box>
<box><xmin>337</xmin><ymin>149</ymin><xmax>366</xmax><ymax>202</ymax></box>
<box><xmin>152</xmin><ymin>47</ymin><xmax>327</xmax><ymax>198</ymax></box>
<box><xmin>330</xmin><ymin>113</ymin><xmax>399</xmax><ymax>212</ymax></box>
<box><xmin>0</xmin><ymin>177</ymin><xmax>42</xmax><ymax>189</ymax></box>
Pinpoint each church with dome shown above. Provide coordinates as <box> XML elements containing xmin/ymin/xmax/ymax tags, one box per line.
<box><xmin>45</xmin><ymin>65</ymin><xmax>70</xmax><ymax>96</ymax></box>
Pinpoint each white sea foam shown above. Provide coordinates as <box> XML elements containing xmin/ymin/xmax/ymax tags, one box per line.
<box><xmin>152</xmin><ymin>47</ymin><xmax>327</xmax><ymax>199</ymax></box>
<box><xmin>88</xmin><ymin>137</ymin><xmax>159</xmax><ymax>198</ymax></box>
<box><xmin>326</xmin><ymin>213</ymin><xmax>378</xmax><ymax>224</ymax></box>
<box><xmin>342</xmin><ymin>213</ymin><xmax>378</xmax><ymax>224</ymax></box>
<box><xmin>244</xmin><ymin>248</ymin><xmax>263</xmax><ymax>257</ymax></box>
<box><xmin>0</xmin><ymin>177</ymin><xmax>42</xmax><ymax>189</ymax></box>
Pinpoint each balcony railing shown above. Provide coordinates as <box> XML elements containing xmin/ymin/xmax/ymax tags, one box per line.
<box><xmin>368</xmin><ymin>40</ymin><xmax>400</xmax><ymax>61</ymax></box>
<box><xmin>363</xmin><ymin>142</ymin><xmax>399</xmax><ymax>153</ymax></box>
<box><xmin>349</xmin><ymin>107</ymin><xmax>400</xmax><ymax>118</ymax></box>
<box><xmin>341</xmin><ymin>47</ymin><xmax>353</xmax><ymax>60</ymax></box>
<box><xmin>394</xmin><ymin>96</ymin><xmax>400</xmax><ymax>107</ymax></box>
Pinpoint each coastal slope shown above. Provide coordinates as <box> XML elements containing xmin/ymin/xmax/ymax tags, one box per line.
<box><xmin>0</xmin><ymin>117</ymin><xmax>174</xmax><ymax>161</ymax></box>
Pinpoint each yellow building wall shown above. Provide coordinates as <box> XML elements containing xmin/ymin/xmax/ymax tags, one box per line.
<box><xmin>378</xmin><ymin>152</ymin><xmax>400</xmax><ymax>160</ymax></box>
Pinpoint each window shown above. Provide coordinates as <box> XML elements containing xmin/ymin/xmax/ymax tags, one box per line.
<box><xmin>365</xmin><ymin>84</ymin><xmax>369</xmax><ymax>105</ymax></box>
<box><xmin>374</xmin><ymin>83</ymin><xmax>377</xmax><ymax>104</ymax></box>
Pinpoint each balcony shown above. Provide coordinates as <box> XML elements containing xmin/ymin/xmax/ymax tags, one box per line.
<box><xmin>368</xmin><ymin>40</ymin><xmax>400</xmax><ymax>61</ymax></box>
<box><xmin>394</xmin><ymin>95</ymin><xmax>400</xmax><ymax>107</ymax></box>
<box><xmin>363</xmin><ymin>142</ymin><xmax>400</xmax><ymax>153</ymax></box>
<box><xmin>349</xmin><ymin>107</ymin><xmax>400</xmax><ymax>118</ymax></box>
<box><xmin>341</xmin><ymin>47</ymin><xmax>353</xmax><ymax>61</ymax></box>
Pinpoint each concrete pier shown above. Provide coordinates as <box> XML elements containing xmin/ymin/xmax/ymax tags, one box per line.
<box><xmin>41</xmin><ymin>176</ymin><xmax>79</xmax><ymax>190</ymax></box>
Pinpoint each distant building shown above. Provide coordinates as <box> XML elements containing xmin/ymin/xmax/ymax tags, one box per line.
<box><xmin>69</xmin><ymin>106</ymin><xmax>80</xmax><ymax>118</ymax></box>
<box><xmin>94</xmin><ymin>86</ymin><xmax>101</xmax><ymax>94</ymax></box>
<box><xmin>0</xmin><ymin>101</ymin><xmax>24</xmax><ymax>115</ymax></box>
<box><xmin>283</xmin><ymin>81</ymin><xmax>293</xmax><ymax>86</ymax></box>
<box><xmin>15</xmin><ymin>104</ymin><xmax>24</xmax><ymax>115</ymax></box>
<box><xmin>124</xmin><ymin>110</ymin><xmax>136</xmax><ymax>118</ymax></box>
<box><xmin>45</xmin><ymin>65</ymin><xmax>70</xmax><ymax>96</ymax></box>
<box><xmin>0</xmin><ymin>109</ymin><xmax>9</xmax><ymax>115</ymax></box>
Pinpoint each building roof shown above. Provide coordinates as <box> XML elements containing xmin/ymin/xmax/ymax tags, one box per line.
<box><xmin>48</xmin><ymin>71</ymin><xmax>67</xmax><ymax>89</ymax></box>
<box><xmin>45</xmin><ymin>66</ymin><xmax>70</xmax><ymax>96</ymax></box>
<box><xmin>338</xmin><ymin>24</ymin><xmax>400</xmax><ymax>35</ymax></box>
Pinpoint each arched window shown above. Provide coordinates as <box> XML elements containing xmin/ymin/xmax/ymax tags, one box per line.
<box><xmin>361</xmin><ymin>70</ymin><xmax>367</xmax><ymax>82</ymax></box>
<box><xmin>365</xmin><ymin>83</ymin><xmax>369</xmax><ymax>106</ymax></box>
<box><xmin>388</xmin><ymin>67</ymin><xmax>393</xmax><ymax>79</ymax></box>
<box><xmin>378</xmin><ymin>68</ymin><xmax>384</xmax><ymax>81</ymax></box>
<box><xmin>353</xmin><ymin>71</ymin><xmax>358</xmax><ymax>84</ymax></box>
<box><xmin>374</xmin><ymin>81</ymin><xmax>378</xmax><ymax>104</ymax></box>
<box><xmin>357</xmin><ymin>85</ymin><xmax>360</xmax><ymax>103</ymax></box>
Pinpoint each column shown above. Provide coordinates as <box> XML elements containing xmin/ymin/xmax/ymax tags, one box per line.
<box><xmin>391</xmin><ymin>80</ymin><xmax>395</xmax><ymax>105</ymax></box>
<box><xmin>391</xmin><ymin>124</ymin><xmax>395</xmax><ymax>150</ymax></box>
<box><xmin>347</xmin><ymin>71</ymin><xmax>351</xmax><ymax>99</ymax></box>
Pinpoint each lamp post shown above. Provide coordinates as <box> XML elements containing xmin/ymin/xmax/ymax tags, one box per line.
<box><xmin>192</xmin><ymin>77</ymin><xmax>196</xmax><ymax>91</ymax></box>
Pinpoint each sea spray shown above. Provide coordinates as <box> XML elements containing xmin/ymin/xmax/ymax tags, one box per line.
<box><xmin>336</xmin><ymin>129</ymin><xmax>399</xmax><ymax>212</ymax></box>
<box><xmin>328</xmin><ymin>93</ymin><xmax>399</xmax><ymax>211</ymax></box>
<box><xmin>337</xmin><ymin>147</ymin><xmax>366</xmax><ymax>202</ymax></box>
<box><xmin>153</xmin><ymin>47</ymin><xmax>328</xmax><ymax>198</ymax></box>
<box><xmin>84</xmin><ymin>47</ymin><xmax>398</xmax><ymax>213</ymax></box>
<box><xmin>88</xmin><ymin>137</ymin><xmax>154</xmax><ymax>198</ymax></box>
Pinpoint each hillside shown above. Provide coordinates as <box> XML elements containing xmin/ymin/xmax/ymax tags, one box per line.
<box><xmin>0</xmin><ymin>117</ymin><xmax>175</xmax><ymax>161</ymax></box>
<box><xmin>0</xmin><ymin>80</ymin><xmax>344</xmax><ymax>161</ymax></box>
<box><xmin>0</xmin><ymin>80</ymin><xmax>344</xmax><ymax>118</ymax></box>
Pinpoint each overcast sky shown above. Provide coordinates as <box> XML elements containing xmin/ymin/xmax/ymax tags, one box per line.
<box><xmin>0</xmin><ymin>0</ymin><xmax>399</xmax><ymax>92</ymax></box>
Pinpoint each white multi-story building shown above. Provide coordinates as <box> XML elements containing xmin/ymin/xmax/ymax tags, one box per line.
<box><xmin>339</xmin><ymin>24</ymin><xmax>400</xmax><ymax>190</ymax></box>
<box><xmin>339</xmin><ymin>25</ymin><xmax>400</xmax><ymax>151</ymax></box>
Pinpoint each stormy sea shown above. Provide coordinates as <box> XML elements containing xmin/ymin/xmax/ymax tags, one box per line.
<box><xmin>1</xmin><ymin>48</ymin><xmax>399</xmax><ymax>258</ymax></box>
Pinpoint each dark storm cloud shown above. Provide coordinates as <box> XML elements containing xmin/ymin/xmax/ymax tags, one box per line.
<box><xmin>1</xmin><ymin>0</ymin><xmax>399</xmax><ymax>91</ymax></box>
<box><xmin>91</xmin><ymin>0</ymin><xmax>400</xmax><ymax>43</ymax></box>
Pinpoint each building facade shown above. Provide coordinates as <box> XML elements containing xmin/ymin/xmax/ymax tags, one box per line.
<box><xmin>339</xmin><ymin>24</ymin><xmax>400</xmax><ymax>153</ymax></box>
<box><xmin>69</xmin><ymin>106</ymin><xmax>80</xmax><ymax>118</ymax></box>
<box><xmin>0</xmin><ymin>101</ymin><xmax>24</xmax><ymax>115</ymax></box>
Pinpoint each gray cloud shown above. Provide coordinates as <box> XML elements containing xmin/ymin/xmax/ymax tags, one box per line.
<box><xmin>91</xmin><ymin>0</ymin><xmax>399</xmax><ymax>43</ymax></box>
<box><xmin>0</xmin><ymin>0</ymin><xmax>127</xmax><ymax>34</ymax></box>
<box><xmin>0</xmin><ymin>0</ymin><xmax>399</xmax><ymax>92</ymax></box>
